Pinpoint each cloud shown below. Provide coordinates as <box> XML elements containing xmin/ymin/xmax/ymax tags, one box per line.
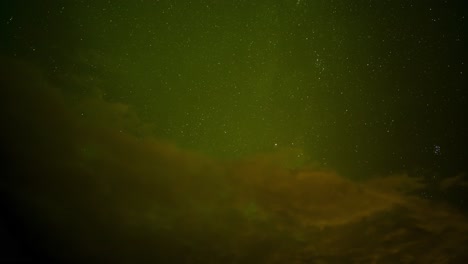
<box><xmin>1</xmin><ymin>58</ymin><xmax>468</xmax><ymax>263</ymax></box>
<box><xmin>440</xmin><ymin>173</ymin><xmax>468</xmax><ymax>191</ymax></box>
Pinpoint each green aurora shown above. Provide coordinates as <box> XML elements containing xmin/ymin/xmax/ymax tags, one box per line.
<box><xmin>1</xmin><ymin>0</ymin><xmax>467</xmax><ymax>262</ymax></box>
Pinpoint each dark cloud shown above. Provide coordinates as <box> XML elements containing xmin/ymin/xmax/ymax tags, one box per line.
<box><xmin>1</xmin><ymin>59</ymin><xmax>468</xmax><ymax>263</ymax></box>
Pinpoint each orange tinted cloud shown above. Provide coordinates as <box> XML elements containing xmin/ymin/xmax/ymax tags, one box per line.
<box><xmin>1</xmin><ymin>59</ymin><xmax>467</xmax><ymax>263</ymax></box>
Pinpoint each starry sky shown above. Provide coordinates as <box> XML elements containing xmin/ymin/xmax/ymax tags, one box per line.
<box><xmin>1</xmin><ymin>0</ymin><xmax>467</xmax><ymax>262</ymax></box>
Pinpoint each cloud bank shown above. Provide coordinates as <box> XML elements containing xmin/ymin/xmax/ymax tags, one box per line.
<box><xmin>1</xmin><ymin>59</ymin><xmax>467</xmax><ymax>263</ymax></box>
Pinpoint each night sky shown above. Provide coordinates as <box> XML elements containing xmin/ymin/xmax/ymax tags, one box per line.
<box><xmin>1</xmin><ymin>0</ymin><xmax>468</xmax><ymax>263</ymax></box>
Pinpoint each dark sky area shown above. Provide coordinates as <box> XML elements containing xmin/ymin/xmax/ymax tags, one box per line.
<box><xmin>1</xmin><ymin>0</ymin><xmax>467</xmax><ymax>263</ymax></box>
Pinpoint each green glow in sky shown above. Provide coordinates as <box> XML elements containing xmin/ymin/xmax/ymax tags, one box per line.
<box><xmin>1</xmin><ymin>0</ymin><xmax>467</xmax><ymax>262</ymax></box>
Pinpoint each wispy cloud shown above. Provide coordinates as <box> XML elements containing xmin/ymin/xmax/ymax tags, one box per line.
<box><xmin>1</xmin><ymin>58</ymin><xmax>467</xmax><ymax>263</ymax></box>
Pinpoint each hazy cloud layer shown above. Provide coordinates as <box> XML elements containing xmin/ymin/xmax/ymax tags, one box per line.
<box><xmin>1</xmin><ymin>60</ymin><xmax>467</xmax><ymax>263</ymax></box>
